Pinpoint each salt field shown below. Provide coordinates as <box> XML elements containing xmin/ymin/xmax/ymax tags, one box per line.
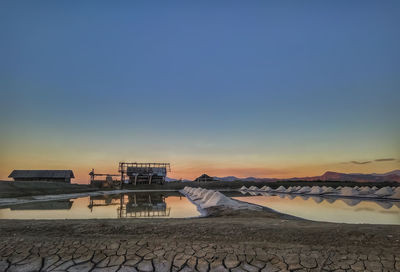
<box><xmin>233</xmin><ymin>193</ymin><xmax>400</xmax><ymax>225</ymax></box>
<box><xmin>0</xmin><ymin>192</ymin><xmax>201</xmax><ymax>219</ymax></box>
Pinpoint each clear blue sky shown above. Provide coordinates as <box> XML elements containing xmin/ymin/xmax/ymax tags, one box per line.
<box><xmin>0</xmin><ymin>1</ymin><xmax>399</xmax><ymax>182</ymax></box>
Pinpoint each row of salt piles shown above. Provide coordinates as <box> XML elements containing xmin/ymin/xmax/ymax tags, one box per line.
<box><xmin>239</xmin><ymin>185</ymin><xmax>400</xmax><ymax>199</ymax></box>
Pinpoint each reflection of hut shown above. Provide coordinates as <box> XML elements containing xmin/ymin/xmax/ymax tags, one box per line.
<box><xmin>195</xmin><ymin>174</ymin><xmax>215</xmax><ymax>182</ymax></box>
<box><xmin>8</xmin><ymin>170</ymin><xmax>74</xmax><ymax>183</ymax></box>
<box><xmin>10</xmin><ymin>200</ymin><xmax>73</xmax><ymax>210</ymax></box>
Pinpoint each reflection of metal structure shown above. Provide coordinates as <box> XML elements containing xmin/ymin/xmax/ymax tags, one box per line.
<box><xmin>119</xmin><ymin>193</ymin><xmax>171</xmax><ymax>218</ymax></box>
<box><xmin>88</xmin><ymin>195</ymin><xmax>122</xmax><ymax>212</ymax></box>
<box><xmin>119</xmin><ymin>162</ymin><xmax>171</xmax><ymax>186</ymax></box>
<box><xmin>88</xmin><ymin>192</ymin><xmax>171</xmax><ymax>218</ymax></box>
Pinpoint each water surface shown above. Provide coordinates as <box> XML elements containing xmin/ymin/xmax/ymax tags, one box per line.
<box><xmin>233</xmin><ymin>193</ymin><xmax>400</xmax><ymax>225</ymax></box>
<box><xmin>0</xmin><ymin>192</ymin><xmax>200</xmax><ymax>219</ymax></box>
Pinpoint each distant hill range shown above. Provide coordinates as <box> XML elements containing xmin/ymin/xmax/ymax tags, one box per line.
<box><xmin>166</xmin><ymin>170</ymin><xmax>400</xmax><ymax>183</ymax></box>
<box><xmin>213</xmin><ymin>170</ymin><xmax>400</xmax><ymax>183</ymax></box>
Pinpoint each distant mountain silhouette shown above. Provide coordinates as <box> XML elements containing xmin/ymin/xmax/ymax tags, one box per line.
<box><xmin>212</xmin><ymin>170</ymin><xmax>400</xmax><ymax>183</ymax></box>
<box><xmin>289</xmin><ymin>171</ymin><xmax>400</xmax><ymax>182</ymax></box>
<box><xmin>167</xmin><ymin>170</ymin><xmax>400</xmax><ymax>183</ymax></box>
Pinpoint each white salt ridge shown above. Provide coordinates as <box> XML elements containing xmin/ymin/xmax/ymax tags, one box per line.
<box><xmin>307</xmin><ymin>186</ymin><xmax>324</xmax><ymax>195</ymax></box>
<box><xmin>374</xmin><ymin>187</ymin><xmax>394</xmax><ymax>197</ymax></box>
<box><xmin>182</xmin><ymin>187</ymin><xmax>261</xmax><ymax>211</ymax></box>
<box><xmin>320</xmin><ymin>187</ymin><xmax>336</xmax><ymax>194</ymax></box>
<box><xmin>388</xmin><ymin>190</ymin><xmax>400</xmax><ymax>199</ymax></box>
<box><xmin>285</xmin><ymin>186</ymin><xmax>298</xmax><ymax>193</ymax></box>
<box><xmin>358</xmin><ymin>187</ymin><xmax>375</xmax><ymax>195</ymax></box>
<box><xmin>297</xmin><ymin>186</ymin><xmax>311</xmax><ymax>193</ymax></box>
<box><xmin>339</xmin><ymin>187</ymin><xmax>359</xmax><ymax>196</ymax></box>
<box><xmin>274</xmin><ymin>186</ymin><xmax>286</xmax><ymax>192</ymax></box>
<box><xmin>260</xmin><ymin>186</ymin><xmax>272</xmax><ymax>192</ymax></box>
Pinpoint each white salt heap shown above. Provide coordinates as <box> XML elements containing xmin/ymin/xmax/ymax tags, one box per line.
<box><xmin>339</xmin><ymin>187</ymin><xmax>359</xmax><ymax>196</ymax></box>
<box><xmin>275</xmin><ymin>186</ymin><xmax>286</xmax><ymax>192</ymax></box>
<box><xmin>182</xmin><ymin>187</ymin><xmax>261</xmax><ymax>211</ymax></box>
<box><xmin>374</xmin><ymin>187</ymin><xmax>394</xmax><ymax>197</ymax></box>
<box><xmin>358</xmin><ymin>186</ymin><xmax>374</xmax><ymax>195</ymax></box>
<box><xmin>240</xmin><ymin>186</ymin><xmax>247</xmax><ymax>191</ymax></box>
<box><xmin>249</xmin><ymin>186</ymin><xmax>258</xmax><ymax>191</ymax></box>
<box><xmin>320</xmin><ymin>187</ymin><xmax>335</xmax><ymax>194</ymax></box>
<box><xmin>297</xmin><ymin>186</ymin><xmax>311</xmax><ymax>193</ymax></box>
<box><xmin>388</xmin><ymin>190</ymin><xmax>400</xmax><ymax>199</ymax></box>
<box><xmin>260</xmin><ymin>186</ymin><xmax>272</xmax><ymax>192</ymax></box>
<box><xmin>285</xmin><ymin>186</ymin><xmax>298</xmax><ymax>193</ymax></box>
<box><xmin>307</xmin><ymin>186</ymin><xmax>323</xmax><ymax>195</ymax></box>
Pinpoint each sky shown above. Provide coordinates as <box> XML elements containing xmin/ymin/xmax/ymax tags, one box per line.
<box><xmin>0</xmin><ymin>1</ymin><xmax>399</xmax><ymax>183</ymax></box>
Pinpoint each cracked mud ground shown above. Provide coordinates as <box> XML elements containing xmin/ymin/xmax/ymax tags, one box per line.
<box><xmin>0</xmin><ymin>209</ymin><xmax>399</xmax><ymax>272</ymax></box>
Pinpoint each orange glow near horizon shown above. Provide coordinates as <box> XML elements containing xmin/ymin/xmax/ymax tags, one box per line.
<box><xmin>0</xmin><ymin>157</ymin><xmax>398</xmax><ymax>184</ymax></box>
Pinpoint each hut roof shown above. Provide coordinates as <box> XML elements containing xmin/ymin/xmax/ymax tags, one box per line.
<box><xmin>8</xmin><ymin>170</ymin><xmax>75</xmax><ymax>179</ymax></box>
<box><xmin>195</xmin><ymin>174</ymin><xmax>215</xmax><ymax>181</ymax></box>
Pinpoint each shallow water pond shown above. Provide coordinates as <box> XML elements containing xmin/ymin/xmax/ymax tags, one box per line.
<box><xmin>233</xmin><ymin>192</ymin><xmax>400</xmax><ymax>225</ymax></box>
<box><xmin>0</xmin><ymin>192</ymin><xmax>201</xmax><ymax>219</ymax></box>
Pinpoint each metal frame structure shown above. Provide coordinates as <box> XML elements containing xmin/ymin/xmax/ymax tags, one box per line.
<box><xmin>118</xmin><ymin>162</ymin><xmax>171</xmax><ymax>186</ymax></box>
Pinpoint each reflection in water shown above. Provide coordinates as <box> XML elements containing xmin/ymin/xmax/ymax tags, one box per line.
<box><xmin>0</xmin><ymin>192</ymin><xmax>200</xmax><ymax>220</ymax></box>
<box><xmin>89</xmin><ymin>193</ymin><xmax>171</xmax><ymax>218</ymax></box>
<box><xmin>10</xmin><ymin>200</ymin><xmax>73</xmax><ymax>210</ymax></box>
<box><xmin>375</xmin><ymin>201</ymin><xmax>393</xmax><ymax>209</ymax></box>
<box><xmin>311</xmin><ymin>196</ymin><xmax>323</xmax><ymax>204</ymax></box>
<box><xmin>233</xmin><ymin>193</ymin><xmax>400</xmax><ymax>225</ymax></box>
<box><xmin>341</xmin><ymin>198</ymin><xmax>361</xmax><ymax>207</ymax></box>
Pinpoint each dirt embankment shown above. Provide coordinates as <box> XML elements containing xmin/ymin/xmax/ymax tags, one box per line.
<box><xmin>0</xmin><ymin>180</ymin><xmax>98</xmax><ymax>198</ymax></box>
<box><xmin>0</xmin><ymin>211</ymin><xmax>399</xmax><ymax>271</ymax></box>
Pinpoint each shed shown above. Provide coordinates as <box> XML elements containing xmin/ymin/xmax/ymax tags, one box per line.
<box><xmin>194</xmin><ymin>174</ymin><xmax>215</xmax><ymax>182</ymax></box>
<box><xmin>8</xmin><ymin>170</ymin><xmax>75</xmax><ymax>183</ymax></box>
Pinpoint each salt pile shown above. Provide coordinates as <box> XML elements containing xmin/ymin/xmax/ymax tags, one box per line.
<box><xmin>240</xmin><ymin>186</ymin><xmax>247</xmax><ymax>191</ymax></box>
<box><xmin>307</xmin><ymin>186</ymin><xmax>323</xmax><ymax>195</ymax></box>
<box><xmin>374</xmin><ymin>187</ymin><xmax>394</xmax><ymax>197</ymax></box>
<box><xmin>339</xmin><ymin>187</ymin><xmax>359</xmax><ymax>196</ymax></box>
<box><xmin>285</xmin><ymin>186</ymin><xmax>298</xmax><ymax>193</ymax></box>
<box><xmin>200</xmin><ymin>190</ymin><xmax>216</xmax><ymax>203</ymax></box>
<box><xmin>248</xmin><ymin>186</ymin><xmax>258</xmax><ymax>191</ymax></box>
<box><xmin>260</xmin><ymin>186</ymin><xmax>272</xmax><ymax>192</ymax></box>
<box><xmin>297</xmin><ymin>186</ymin><xmax>311</xmax><ymax>193</ymax></box>
<box><xmin>358</xmin><ymin>186</ymin><xmax>374</xmax><ymax>195</ymax></box>
<box><xmin>182</xmin><ymin>187</ymin><xmax>262</xmax><ymax>211</ymax></box>
<box><xmin>200</xmin><ymin>191</ymin><xmax>235</xmax><ymax>209</ymax></box>
<box><xmin>320</xmin><ymin>187</ymin><xmax>336</xmax><ymax>194</ymax></box>
<box><xmin>274</xmin><ymin>186</ymin><xmax>286</xmax><ymax>192</ymax></box>
<box><xmin>388</xmin><ymin>190</ymin><xmax>400</xmax><ymax>199</ymax></box>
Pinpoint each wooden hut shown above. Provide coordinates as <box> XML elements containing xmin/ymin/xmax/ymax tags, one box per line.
<box><xmin>194</xmin><ymin>174</ymin><xmax>215</xmax><ymax>182</ymax></box>
<box><xmin>8</xmin><ymin>170</ymin><xmax>75</xmax><ymax>183</ymax></box>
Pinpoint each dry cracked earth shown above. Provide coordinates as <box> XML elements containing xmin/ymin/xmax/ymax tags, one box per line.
<box><xmin>0</xmin><ymin>209</ymin><xmax>399</xmax><ymax>272</ymax></box>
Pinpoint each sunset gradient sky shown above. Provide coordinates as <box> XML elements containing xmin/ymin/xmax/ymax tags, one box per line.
<box><xmin>0</xmin><ymin>1</ymin><xmax>399</xmax><ymax>183</ymax></box>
